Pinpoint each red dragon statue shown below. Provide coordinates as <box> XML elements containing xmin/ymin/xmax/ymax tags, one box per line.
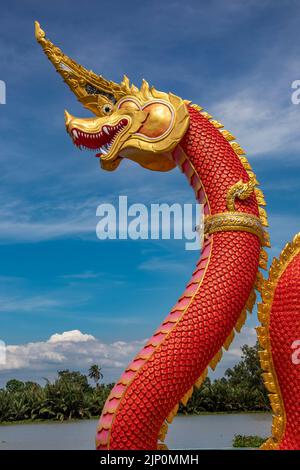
<box><xmin>35</xmin><ymin>22</ymin><xmax>300</xmax><ymax>450</ymax></box>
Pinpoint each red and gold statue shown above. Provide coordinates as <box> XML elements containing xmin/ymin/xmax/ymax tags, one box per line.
<box><xmin>35</xmin><ymin>22</ymin><xmax>300</xmax><ymax>450</ymax></box>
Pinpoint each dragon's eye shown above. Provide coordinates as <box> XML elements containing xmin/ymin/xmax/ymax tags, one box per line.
<box><xmin>102</xmin><ymin>103</ymin><xmax>113</xmax><ymax>115</ymax></box>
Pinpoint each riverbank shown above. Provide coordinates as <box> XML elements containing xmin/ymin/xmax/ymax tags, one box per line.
<box><xmin>0</xmin><ymin>413</ymin><xmax>271</xmax><ymax>450</ymax></box>
<box><xmin>0</xmin><ymin>344</ymin><xmax>271</xmax><ymax>424</ymax></box>
<box><xmin>0</xmin><ymin>410</ymin><xmax>271</xmax><ymax>427</ymax></box>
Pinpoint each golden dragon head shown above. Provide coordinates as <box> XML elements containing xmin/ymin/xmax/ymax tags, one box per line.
<box><xmin>35</xmin><ymin>22</ymin><xmax>189</xmax><ymax>172</ymax></box>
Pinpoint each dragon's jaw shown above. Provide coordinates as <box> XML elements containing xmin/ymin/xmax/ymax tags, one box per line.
<box><xmin>65</xmin><ymin>107</ymin><xmax>184</xmax><ymax>172</ymax></box>
<box><xmin>65</xmin><ymin>110</ymin><xmax>134</xmax><ymax>170</ymax></box>
<box><xmin>69</xmin><ymin>118</ymin><xmax>129</xmax><ymax>157</ymax></box>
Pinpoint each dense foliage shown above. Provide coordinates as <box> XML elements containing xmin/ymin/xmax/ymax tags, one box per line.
<box><xmin>179</xmin><ymin>343</ymin><xmax>270</xmax><ymax>414</ymax></box>
<box><xmin>232</xmin><ymin>434</ymin><xmax>266</xmax><ymax>448</ymax></box>
<box><xmin>0</xmin><ymin>368</ymin><xmax>113</xmax><ymax>422</ymax></box>
<box><xmin>0</xmin><ymin>343</ymin><xmax>270</xmax><ymax>423</ymax></box>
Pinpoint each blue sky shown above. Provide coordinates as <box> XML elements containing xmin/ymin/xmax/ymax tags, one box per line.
<box><xmin>0</xmin><ymin>0</ymin><xmax>300</xmax><ymax>384</ymax></box>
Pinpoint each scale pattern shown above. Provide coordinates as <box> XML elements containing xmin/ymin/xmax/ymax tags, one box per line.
<box><xmin>96</xmin><ymin>106</ymin><xmax>261</xmax><ymax>450</ymax></box>
<box><xmin>271</xmin><ymin>250</ymin><xmax>300</xmax><ymax>449</ymax></box>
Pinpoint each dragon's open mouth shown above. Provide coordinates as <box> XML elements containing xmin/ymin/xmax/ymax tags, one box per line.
<box><xmin>70</xmin><ymin>118</ymin><xmax>129</xmax><ymax>157</ymax></box>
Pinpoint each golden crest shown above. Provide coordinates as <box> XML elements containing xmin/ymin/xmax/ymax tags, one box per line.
<box><xmin>35</xmin><ymin>22</ymin><xmax>190</xmax><ymax>171</ymax></box>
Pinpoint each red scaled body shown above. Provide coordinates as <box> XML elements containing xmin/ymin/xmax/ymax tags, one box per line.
<box><xmin>96</xmin><ymin>107</ymin><xmax>261</xmax><ymax>449</ymax></box>
<box><xmin>275</xmin><ymin>253</ymin><xmax>300</xmax><ymax>449</ymax></box>
<box><xmin>259</xmin><ymin>236</ymin><xmax>300</xmax><ymax>450</ymax></box>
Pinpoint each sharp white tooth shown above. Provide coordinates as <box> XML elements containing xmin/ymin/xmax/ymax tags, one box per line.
<box><xmin>73</xmin><ymin>130</ymin><xmax>78</xmax><ymax>138</ymax></box>
<box><xmin>103</xmin><ymin>126</ymin><xmax>109</xmax><ymax>135</ymax></box>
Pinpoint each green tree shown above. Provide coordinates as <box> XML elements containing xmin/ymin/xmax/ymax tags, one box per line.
<box><xmin>88</xmin><ymin>364</ymin><xmax>103</xmax><ymax>387</ymax></box>
<box><xmin>179</xmin><ymin>343</ymin><xmax>270</xmax><ymax>414</ymax></box>
<box><xmin>6</xmin><ymin>379</ymin><xmax>24</xmax><ymax>393</ymax></box>
<box><xmin>24</xmin><ymin>381</ymin><xmax>41</xmax><ymax>392</ymax></box>
<box><xmin>225</xmin><ymin>342</ymin><xmax>269</xmax><ymax>408</ymax></box>
<box><xmin>56</xmin><ymin>370</ymin><xmax>91</xmax><ymax>392</ymax></box>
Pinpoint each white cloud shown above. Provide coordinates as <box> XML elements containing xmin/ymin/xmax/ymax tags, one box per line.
<box><xmin>0</xmin><ymin>330</ymin><xmax>147</xmax><ymax>378</ymax></box>
<box><xmin>47</xmin><ymin>330</ymin><xmax>96</xmax><ymax>344</ymax></box>
<box><xmin>0</xmin><ymin>326</ymin><xmax>257</xmax><ymax>384</ymax></box>
<box><xmin>210</xmin><ymin>91</ymin><xmax>300</xmax><ymax>157</ymax></box>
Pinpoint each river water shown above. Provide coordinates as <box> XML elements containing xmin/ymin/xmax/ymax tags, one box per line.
<box><xmin>0</xmin><ymin>413</ymin><xmax>272</xmax><ymax>450</ymax></box>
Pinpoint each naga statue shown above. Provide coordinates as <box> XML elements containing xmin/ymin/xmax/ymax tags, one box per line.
<box><xmin>35</xmin><ymin>22</ymin><xmax>300</xmax><ymax>451</ymax></box>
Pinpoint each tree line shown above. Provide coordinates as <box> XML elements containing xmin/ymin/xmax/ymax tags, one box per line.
<box><xmin>0</xmin><ymin>343</ymin><xmax>270</xmax><ymax>423</ymax></box>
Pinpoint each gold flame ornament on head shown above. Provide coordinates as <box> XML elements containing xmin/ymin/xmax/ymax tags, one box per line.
<box><xmin>35</xmin><ymin>22</ymin><xmax>190</xmax><ymax>172</ymax></box>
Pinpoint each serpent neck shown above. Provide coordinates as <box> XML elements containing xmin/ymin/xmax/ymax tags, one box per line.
<box><xmin>176</xmin><ymin>106</ymin><xmax>259</xmax><ymax>217</ymax></box>
<box><xmin>96</xmin><ymin>106</ymin><xmax>261</xmax><ymax>450</ymax></box>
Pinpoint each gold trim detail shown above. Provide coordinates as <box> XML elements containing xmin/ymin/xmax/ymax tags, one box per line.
<box><xmin>257</xmin><ymin>232</ymin><xmax>300</xmax><ymax>450</ymax></box>
<box><xmin>157</xmin><ymin>104</ymin><xmax>271</xmax><ymax>449</ymax></box>
<box><xmin>197</xmin><ymin>104</ymin><xmax>270</xmax><ymax>248</ymax></box>
<box><xmin>204</xmin><ymin>212</ymin><xmax>266</xmax><ymax>245</ymax></box>
<box><xmin>35</xmin><ymin>22</ymin><xmax>126</xmax><ymax>114</ymax></box>
<box><xmin>226</xmin><ymin>177</ymin><xmax>257</xmax><ymax>211</ymax></box>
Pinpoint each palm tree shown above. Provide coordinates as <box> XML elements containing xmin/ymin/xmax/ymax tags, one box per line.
<box><xmin>88</xmin><ymin>364</ymin><xmax>103</xmax><ymax>387</ymax></box>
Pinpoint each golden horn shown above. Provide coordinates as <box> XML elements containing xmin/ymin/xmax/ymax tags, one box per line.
<box><xmin>34</xmin><ymin>21</ymin><xmax>126</xmax><ymax>115</ymax></box>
